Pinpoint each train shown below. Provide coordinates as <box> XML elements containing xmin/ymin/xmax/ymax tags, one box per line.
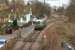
<box><xmin>32</xmin><ymin>16</ymin><xmax>47</xmax><ymax>30</ymax></box>
<box><xmin>8</xmin><ymin>13</ymin><xmax>32</xmax><ymax>27</ymax></box>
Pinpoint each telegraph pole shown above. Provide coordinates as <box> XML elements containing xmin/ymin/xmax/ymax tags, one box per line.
<box><xmin>44</xmin><ymin>0</ymin><xmax>45</xmax><ymax>5</ymax></box>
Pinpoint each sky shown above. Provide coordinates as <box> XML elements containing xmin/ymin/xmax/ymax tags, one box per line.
<box><xmin>38</xmin><ymin>0</ymin><xmax>70</xmax><ymax>8</ymax></box>
<box><xmin>24</xmin><ymin>0</ymin><xmax>70</xmax><ymax>8</ymax></box>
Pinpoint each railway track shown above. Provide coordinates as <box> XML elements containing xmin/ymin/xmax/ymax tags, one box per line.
<box><xmin>22</xmin><ymin>31</ymin><xmax>40</xmax><ymax>50</ymax></box>
<box><xmin>12</xmin><ymin>30</ymin><xmax>41</xmax><ymax>50</ymax></box>
<box><xmin>23</xmin><ymin>31</ymin><xmax>40</xmax><ymax>42</ymax></box>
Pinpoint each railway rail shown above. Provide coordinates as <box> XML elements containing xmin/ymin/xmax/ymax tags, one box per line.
<box><xmin>12</xmin><ymin>30</ymin><xmax>43</xmax><ymax>50</ymax></box>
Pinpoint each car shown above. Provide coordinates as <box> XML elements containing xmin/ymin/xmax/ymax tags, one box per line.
<box><xmin>0</xmin><ymin>38</ymin><xmax>6</xmax><ymax>48</ymax></box>
<box><xmin>0</xmin><ymin>36</ymin><xmax>17</xmax><ymax>50</ymax></box>
<box><xmin>61</xmin><ymin>41</ymin><xmax>74</xmax><ymax>50</ymax></box>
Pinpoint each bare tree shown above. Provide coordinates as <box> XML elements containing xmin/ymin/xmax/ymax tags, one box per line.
<box><xmin>31</xmin><ymin>1</ymin><xmax>51</xmax><ymax>17</ymax></box>
<box><xmin>66</xmin><ymin>0</ymin><xmax>75</xmax><ymax>23</ymax></box>
<box><xmin>56</xmin><ymin>7</ymin><xmax>64</xmax><ymax>15</ymax></box>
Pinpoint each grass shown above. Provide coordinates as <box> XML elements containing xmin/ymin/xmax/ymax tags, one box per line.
<box><xmin>56</xmin><ymin>22</ymin><xmax>75</xmax><ymax>46</ymax></box>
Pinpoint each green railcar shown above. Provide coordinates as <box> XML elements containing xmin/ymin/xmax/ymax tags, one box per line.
<box><xmin>34</xmin><ymin>20</ymin><xmax>47</xmax><ymax>30</ymax></box>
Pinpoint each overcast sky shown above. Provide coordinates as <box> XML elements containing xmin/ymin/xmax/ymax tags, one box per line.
<box><xmin>38</xmin><ymin>0</ymin><xmax>70</xmax><ymax>8</ymax></box>
<box><xmin>24</xmin><ymin>0</ymin><xmax>70</xmax><ymax>8</ymax></box>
